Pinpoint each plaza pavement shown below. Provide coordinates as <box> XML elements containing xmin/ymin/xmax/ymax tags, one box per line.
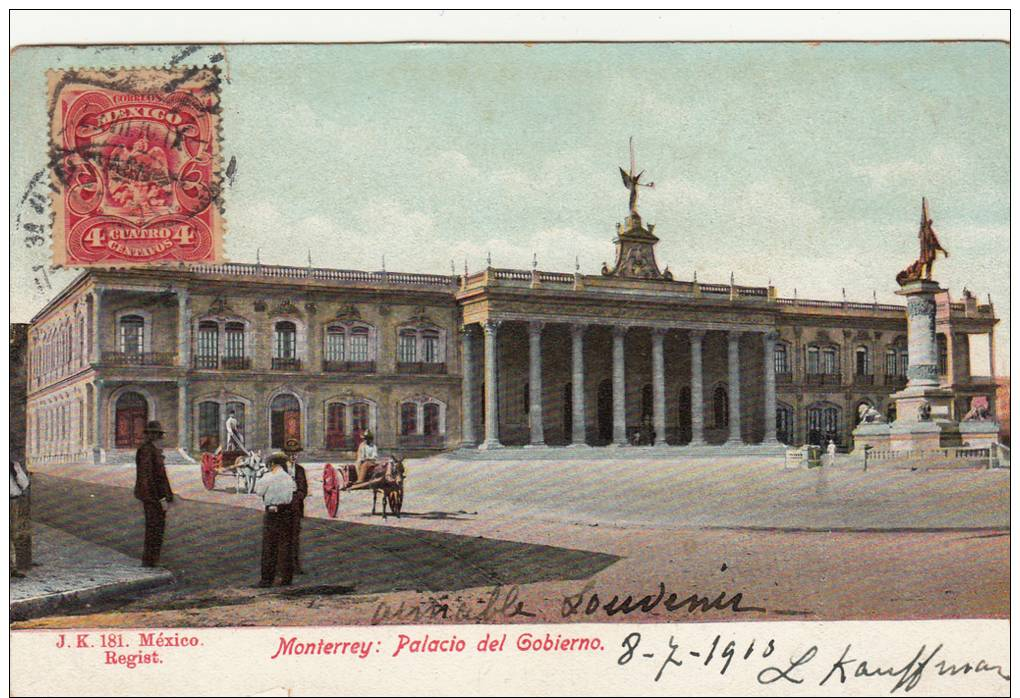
<box><xmin>16</xmin><ymin>454</ymin><xmax>1008</xmax><ymax>628</ymax></box>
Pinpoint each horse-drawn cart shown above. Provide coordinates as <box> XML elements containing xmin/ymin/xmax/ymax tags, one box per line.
<box><xmin>322</xmin><ymin>458</ymin><xmax>405</xmax><ymax>519</ymax></box>
<box><xmin>200</xmin><ymin>449</ymin><xmax>266</xmax><ymax>493</ymax></box>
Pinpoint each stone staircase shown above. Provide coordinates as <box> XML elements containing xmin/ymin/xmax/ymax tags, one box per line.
<box><xmin>102</xmin><ymin>448</ymin><xmax>196</xmax><ymax>466</ymax></box>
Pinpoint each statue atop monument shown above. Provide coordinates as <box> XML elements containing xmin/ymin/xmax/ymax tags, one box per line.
<box><xmin>896</xmin><ymin>197</ymin><xmax>949</xmax><ymax>286</ymax></box>
<box><xmin>619</xmin><ymin>136</ymin><xmax>655</xmax><ymax>220</ymax></box>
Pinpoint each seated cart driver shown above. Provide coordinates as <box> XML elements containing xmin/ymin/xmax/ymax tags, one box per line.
<box><xmin>354</xmin><ymin>430</ymin><xmax>379</xmax><ymax>485</ymax></box>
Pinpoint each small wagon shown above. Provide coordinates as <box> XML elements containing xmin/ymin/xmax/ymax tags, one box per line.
<box><xmin>322</xmin><ymin>457</ymin><xmax>405</xmax><ymax>519</ymax></box>
<box><xmin>200</xmin><ymin>449</ymin><xmax>266</xmax><ymax>493</ymax></box>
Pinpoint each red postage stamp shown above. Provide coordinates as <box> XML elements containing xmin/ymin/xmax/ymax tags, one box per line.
<box><xmin>47</xmin><ymin>68</ymin><xmax>224</xmax><ymax>266</ymax></box>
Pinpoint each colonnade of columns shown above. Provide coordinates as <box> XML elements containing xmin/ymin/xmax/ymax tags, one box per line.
<box><xmin>461</xmin><ymin>320</ymin><xmax>780</xmax><ymax>449</ymax></box>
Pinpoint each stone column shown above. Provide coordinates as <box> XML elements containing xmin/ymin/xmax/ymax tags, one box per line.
<box><xmin>177</xmin><ymin>288</ymin><xmax>191</xmax><ymax>368</ymax></box>
<box><xmin>988</xmin><ymin>331</ymin><xmax>996</xmax><ymax>378</ymax></box>
<box><xmin>460</xmin><ymin>326</ymin><xmax>477</xmax><ymax>447</ymax></box>
<box><xmin>900</xmin><ymin>282</ymin><xmax>940</xmax><ymax>388</ymax></box>
<box><xmin>569</xmin><ymin>324</ymin><xmax>588</xmax><ymax>446</ymax></box>
<box><xmin>762</xmin><ymin>331</ymin><xmax>779</xmax><ymax>444</ymax></box>
<box><xmin>527</xmin><ymin>321</ymin><xmax>545</xmax><ymax>446</ymax></box>
<box><xmin>689</xmin><ymin>330</ymin><xmax>706</xmax><ymax>446</ymax></box>
<box><xmin>612</xmin><ymin>326</ymin><xmax>628</xmax><ymax>445</ymax></box>
<box><xmin>726</xmin><ymin>331</ymin><xmax>743</xmax><ymax>445</ymax></box>
<box><xmin>92</xmin><ymin>379</ymin><xmax>105</xmax><ymax>463</ymax></box>
<box><xmin>478</xmin><ymin>320</ymin><xmax>502</xmax><ymax>449</ymax></box>
<box><xmin>177</xmin><ymin>379</ymin><xmax>190</xmax><ymax>453</ymax></box>
<box><xmin>91</xmin><ymin>288</ymin><xmax>103</xmax><ymax>363</ymax></box>
<box><xmin>651</xmin><ymin>328</ymin><xmax>667</xmax><ymax>446</ymax></box>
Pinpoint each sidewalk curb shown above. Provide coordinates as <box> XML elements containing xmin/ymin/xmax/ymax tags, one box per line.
<box><xmin>10</xmin><ymin>569</ymin><xmax>175</xmax><ymax>621</ymax></box>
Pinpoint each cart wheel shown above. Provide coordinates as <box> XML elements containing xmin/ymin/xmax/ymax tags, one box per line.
<box><xmin>323</xmin><ymin>463</ymin><xmax>340</xmax><ymax>518</ymax></box>
<box><xmin>386</xmin><ymin>486</ymin><xmax>403</xmax><ymax>516</ymax></box>
<box><xmin>200</xmin><ymin>453</ymin><xmax>217</xmax><ymax>490</ymax></box>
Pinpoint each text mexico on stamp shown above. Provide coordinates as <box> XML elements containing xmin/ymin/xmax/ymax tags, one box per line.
<box><xmin>47</xmin><ymin>67</ymin><xmax>224</xmax><ymax>267</ymax></box>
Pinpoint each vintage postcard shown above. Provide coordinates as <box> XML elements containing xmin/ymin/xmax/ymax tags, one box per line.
<box><xmin>8</xmin><ymin>12</ymin><xmax>1011</xmax><ymax>697</ymax></box>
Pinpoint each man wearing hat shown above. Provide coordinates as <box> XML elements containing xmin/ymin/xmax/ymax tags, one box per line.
<box><xmin>282</xmin><ymin>438</ymin><xmax>308</xmax><ymax>575</ymax></box>
<box><xmin>354</xmin><ymin>430</ymin><xmax>378</xmax><ymax>484</ymax></box>
<box><xmin>134</xmin><ymin>421</ymin><xmax>174</xmax><ymax>567</ymax></box>
<box><xmin>254</xmin><ymin>452</ymin><xmax>297</xmax><ymax>587</ymax></box>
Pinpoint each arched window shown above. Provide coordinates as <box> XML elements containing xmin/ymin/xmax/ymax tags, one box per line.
<box><xmin>821</xmin><ymin>347</ymin><xmax>838</xmax><ymax>374</ymax></box>
<box><xmin>349</xmin><ymin>326</ymin><xmax>370</xmax><ymax>362</ymax></box>
<box><xmin>423</xmin><ymin>403</ymin><xmax>441</xmax><ymax>436</ymax></box>
<box><xmin>270</xmin><ymin>393</ymin><xmax>301</xmax><ymax>448</ymax></box>
<box><xmin>885</xmin><ymin>348</ymin><xmax>898</xmax><ymax>376</ymax></box>
<box><xmin>119</xmin><ymin>315</ymin><xmax>145</xmax><ymax>354</ymax></box>
<box><xmin>325</xmin><ymin>326</ymin><xmax>346</xmax><ymax>363</ymax></box>
<box><xmin>273</xmin><ymin>321</ymin><xmax>299</xmax><ymax>369</ymax></box>
<box><xmin>398</xmin><ymin>396</ymin><xmax>447</xmax><ymax>447</ymax></box>
<box><xmin>807</xmin><ymin>403</ymin><xmax>841</xmax><ymax>447</ymax></box>
<box><xmin>398</xmin><ymin>329</ymin><xmax>417</xmax><ymax>363</ymax></box>
<box><xmin>806</xmin><ymin>346</ymin><xmax>819</xmax><ymax>374</ymax></box>
<box><xmin>422</xmin><ymin>329</ymin><xmax>440</xmax><ymax>363</ymax></box>
<box><xmin>774</xmin><ymin>342</ymin><xmax>790</xmax><ymax>375</ymax></box>
<box><xmin>400</xmin><ymin>402</ymin><xmax>418</xmax><ymax>436</ymax></box>
<box><xmin>776</xmin><ymin>403</ymin><xmax>794</xmax><ymax>445</ymax></box>
<box><xmin>196</xmin><ymin>321</ymin><xmax>219</xmax><ymax>369</ymax></box>
<box><xmin>396</xmin><ymin>323</ymin><xmax>448</xmax><ymax>373</ymax></box>
<box><xmin>198</xmin><ymin>401</ymin><xmax>221</xmax><ymax>451</ymax></box>
<box><xmin>855</xmin><ymin>346</ymin><xmax>871</xmax><ymax>376</ymax></box>
<box><xmin>326</xmin><ymin>402</ymin><xmax>346</xmax><ymax>449</ymax></box>
<box><xmin>223</xmin><ymin>322</ymin><xmax>247</xmax><ymax>368</ymax></box>
<box><xmin>713</xmin><ymin>385</ymin><xmax>729</xmax><ymax>428</ymax></box>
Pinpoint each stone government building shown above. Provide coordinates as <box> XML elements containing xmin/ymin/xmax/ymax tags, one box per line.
<box><xmin>25</xmin><ymin>204</ymin><xmax>1000</xmax><ymax>466</ymax></box>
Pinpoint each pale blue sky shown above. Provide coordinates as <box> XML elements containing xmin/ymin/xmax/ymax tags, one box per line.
<box><xmin>10</xmin><ymin>42</ymin><xmax>1009</xmax><ymax>372</ymax></box>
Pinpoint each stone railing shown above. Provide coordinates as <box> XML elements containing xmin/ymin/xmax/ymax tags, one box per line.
<box><xmin>863</xmin><ymin>446</ymin><xmax>994</xmax><ymax>471</ymax></box>
<box><xmin>805</xmin><ymin>372</ymin><xmax>842</xmax><ymax>386</ymax></box>
<box><xmin>853</xmin><ymin>373</ymin><xmax>875</xmax><ymax>386</ymax></box>
<box><xmin>191</xmin><ymin>263</ymin><xmax>455</xmax><ymax>288</ymax></box>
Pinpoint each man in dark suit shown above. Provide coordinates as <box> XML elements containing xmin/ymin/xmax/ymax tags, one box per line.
<box><xmin>134</xmin><ymin>421</ymin><xmax>174</xmax><ymax>567</ymax></box>
<box><xmin>283</xmin><ymin>438</ymin><xmax>308</xmax><ymax>575</ymax></box>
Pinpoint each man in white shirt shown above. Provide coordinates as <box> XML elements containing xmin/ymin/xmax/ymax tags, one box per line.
<box><xmin>254</xmin><ymin>453</ymin><xmax>296</xmax><ymax>587</ymax></box>
<box><xmin>225</xmin><ymin>411</ymin><xmax>244</xmax><ymax>452</ymax></box>
<box><xmin>354</xmin><ymin>430</ymin><xmax>379</xmax><ymax>484</ymax></box>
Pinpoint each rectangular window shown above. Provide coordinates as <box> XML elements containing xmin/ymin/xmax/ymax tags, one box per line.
<box><xmin>349</xmin><ymin>329</ymin><xmax>369</xmax><ymax>362</ymax></box>
<box><xmin>274</xmin><ymin>323</ymin><xmax>296</xmax><ymax>359</ymax></box>
<box><xmin>400</xmin><ymin>403</ymin><xmax>418</xmax><ymax>436</ymax></box>
<box><xmin>198</xmin><ymin>402</ymin><xmax>221</xmax><ymax>451</ymax></box>
<box><xmin>325</xmin><ymin>329</ymin><xmax>346</xmax><ymax>362</ymax></box>
<box><xmin>885</xmin><ymin>351</ymin><xmax>897</xmax><ymax>376</ymax></box>
<box><xmin>224</xmin><ymin>323</ymin><xmax>245</xmax><ymax>358</ymax></box>
<box><xmin>120</xmin><ymin>316</ymin><xmax>144</xmax><ymax>354</ymax></box>
<box><xmin>398</xmin><ymin>331</ymin><xmax>417</xmax><ymax>363</ymax></box>
<box><xmin>806</xmin><ymin>348</ymin><xmax>819</xmax><ymax>374</ymax></box>
<box><xmin>423</xmin><ymin>403</ymin><xmax>440</xmax><ymax>435</ymax></box>
<box><xmin>326</xmin><ymin>403</ymin><xmax>346</xmax><ymax>449</ymax></box>
<box><xmin>774</xmin><ymin>345</ymin><xmax>788</xmax><ymax>374</ymax></box>
<box><xmin>422</xmin><ymin>332</ymin><xmax>440</xmax><ymax>363</ymax></box>
<box><xmin>197</xmin><ymin>322</ymin><xmax>219</xmax><ymax>368</ymax></box>
<box><xmin>822</xmin><ymin>349</ymin><xmax>837</xmax><ymax>374</ymax></box>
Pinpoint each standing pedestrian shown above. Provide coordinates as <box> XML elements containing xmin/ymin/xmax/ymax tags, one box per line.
<box><xmin>10</xmin><ymin>460</ymin><xmax>31</xmax><ymax>578</ymax></box>
<box><xmin>283</xmin><ymin>439</ymin><xmax>308</xmax><ymax>575</ymax></box>
<box><xmin>826</xmin><ymin>439</ymin><xmax>838</xmax><ymax>467</ymax></box>
<box><xmin>255</xmin><ymin>453</ymin><xmax>296</xmax><ymax>587</ymax></box>
<box><xmin>134</xmin><ymin>421</ymin><xmax>174</xmax><ymax>568</ymax></box>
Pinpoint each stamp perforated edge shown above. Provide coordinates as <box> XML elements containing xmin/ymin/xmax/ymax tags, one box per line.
<box><xmin>45</xmin><ymin>65</ymin><xmax>226</xmax><ymax>269</ymax></box>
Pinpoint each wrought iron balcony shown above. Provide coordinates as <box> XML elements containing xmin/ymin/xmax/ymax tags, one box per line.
<box><xmin>323</xmin><ymin>360</ymin><xmax>376</xmax><ymax>373</ymax></box>
<box><xmin>396</xmin><ymin>361</ymin><xmax>447</xmax><ymax>375</ymax></box>
<box><xmin>805</xmin><ymin>372</ymin><xmax>842</xmax><ymax>386</ymax></box>
<box><xmin>776</xmin><ymin>372</ymin><xmax>793</xmax><ymax>384</ymax></box>
<box><xmin>221</xmin><ymin>356</ymin><xmax>251</xmax><ymax>370</ymax></box>
<box><xmin>886</xmin><ymin>374</ymin><xmax>908</xmax><ymax>389</ymax></box>
<box><xmin>193</xmin><ymin>355</ymin><xmax>219</xmax><ymax>370</ymax></box>
<box><xmin>853</xmin><ymin>373</ymin><xmax>875</xmax><ymax>386</ymax></box>
<box><xmin>102</xmin><ymin>351</ymin><xmax>175</xmax><ymax>367</ymax></box>
<box><xmin>271</xmin><ymin>357</ymin><xmax>301</xmax><ymax>371</ymax></box>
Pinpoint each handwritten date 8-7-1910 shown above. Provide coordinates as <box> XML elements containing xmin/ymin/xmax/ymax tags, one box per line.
<box><xmin>618</xmin><ymin>632</ymin><xmax>775</xmax><ymax>682</ymax></box>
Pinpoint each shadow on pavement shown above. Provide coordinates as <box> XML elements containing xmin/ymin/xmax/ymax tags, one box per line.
<box><xmin>30</xmin><ymin>473</ymin><xmax>619</xmax><ymax>613</ymax></box>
